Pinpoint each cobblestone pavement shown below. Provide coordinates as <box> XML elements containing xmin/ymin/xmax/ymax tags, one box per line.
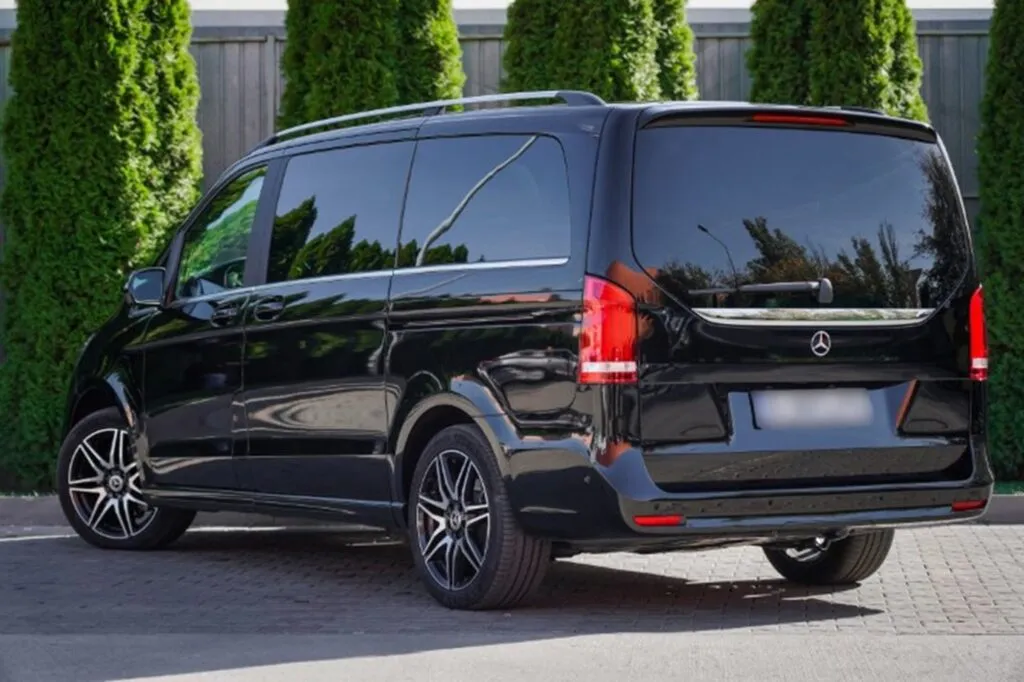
<box><xmin>3</xmin><ymin>523</ymin><xmax>1024</xmax><ymax>637</ymax></box>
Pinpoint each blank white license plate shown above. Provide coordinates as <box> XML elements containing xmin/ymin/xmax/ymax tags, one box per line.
<box><xmin>751</xmin><ymin>388</ymin><xmax>873</xmax><ymax>430</ymax></box>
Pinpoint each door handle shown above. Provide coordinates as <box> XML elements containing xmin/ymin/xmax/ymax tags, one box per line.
<box><xmin>252</xmin><ymin>296</ymin><xmax>286</xmax><ymax>322</ymax></box>
<box><xmin>210</xmin><ymin>302</ymin><xmax>242</xmax><ymax>326</ymax></box>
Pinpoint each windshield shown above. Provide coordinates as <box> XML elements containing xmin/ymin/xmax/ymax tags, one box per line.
<box><xmin>631</xmin><ymin>124</ymin><xmax>970</xmax><ymax>323</ymax></box>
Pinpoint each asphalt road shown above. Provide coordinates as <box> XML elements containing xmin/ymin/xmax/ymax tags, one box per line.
<box><xmin>2</xmin><ymin>523</ymin><xmax>1023</xmax><ymax>681</ymax></box>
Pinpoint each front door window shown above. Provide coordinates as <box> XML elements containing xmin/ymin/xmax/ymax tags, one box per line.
<box><xmin>176</xmin><ymin>166</ymin><xmax>267</xmax><ymax>299</ymax></box>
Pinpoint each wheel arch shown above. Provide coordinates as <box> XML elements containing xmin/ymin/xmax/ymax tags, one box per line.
<box><xmin>392</xmin><ymin>382</ymin><xmax>519</xmax><ymax>513</ymax></box>
<box><xmin>64</xmin><ymin>370</ymin><xmax>143</xmax><ymax>440</ymax></box>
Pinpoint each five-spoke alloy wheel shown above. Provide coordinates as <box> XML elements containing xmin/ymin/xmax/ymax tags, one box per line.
<box><xmin>58</xmin><ymin>408</ymin><xmax>196</xmax><ymax>550</ymax></box>
<box><xmin>408</xmin><ymin>425</ymin><xmax>550</xmax><ymax>610</ymax></box>
<box><xmin>65</xmin><ymin>426</ymin><xmax>154</xmax><ymax>541</ymax></box>
<box><xmin>415</xmin><ymin>449</ymin><xmax>491</xmax><ymax>591</ymax></box>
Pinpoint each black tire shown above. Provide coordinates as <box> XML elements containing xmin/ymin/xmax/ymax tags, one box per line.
<box><xmin>57</xmin><ymin>407</ymin><xmax>196</xmax><ymax>550</ymax></box>
<box><xmin>763</xmin><ymin>529</ymin><xmax>895</xmax><ymax>585</ymax></box>
<box><xmin>407</xmin><ymin>424</ymin><xmax>551</xmax><ymax>610</ymax></box>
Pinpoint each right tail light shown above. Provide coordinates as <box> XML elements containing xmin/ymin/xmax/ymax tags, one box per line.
<box><xmin>969</xmin><ymin>285</ymin><xmax>988</xmax><ymax>382</ymax></box>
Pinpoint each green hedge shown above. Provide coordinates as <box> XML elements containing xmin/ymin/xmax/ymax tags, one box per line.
<box><xmin>977</xmin><ymin>0</ymin><xmax>1024</xmax><ymax>480</ymax></box>
<box><xmin>748</xmin><ymin>0</ymin><xmax>928</xmax><ymax>122</ymax></box>
<box><xmin>0</xmin><ymin>0</ymin><xmax>202</xmax><ymax>491</ymax></box>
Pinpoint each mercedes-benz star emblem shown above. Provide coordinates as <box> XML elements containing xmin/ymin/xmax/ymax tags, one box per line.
<box><xmin>810</xmin><ymin>330</ymin><xmax>831</xmax><ymax>358</ymax></box>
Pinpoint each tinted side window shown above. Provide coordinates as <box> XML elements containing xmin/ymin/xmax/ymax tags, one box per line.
<box><xmin>176</xmin><ymin>166</ymin><xmax>266</xmax><ymax>299</ymax></box>
<box><xmin>267</xmin><ymin>142</ymin><xmax>414</xmax><ymax>283</ymax></box>
<box><xmin>398</xmin><ymin>134</ymin><xmax>571</xmax><ymax>268</ymax></box>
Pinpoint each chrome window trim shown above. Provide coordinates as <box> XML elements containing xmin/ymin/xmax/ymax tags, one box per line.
<box><xmin>171</xmin><ymin>256</ymin><xmax>569</xmax><ymax>304</ymax></box>
<box><xmin>393</xmin><ymin>257</ymin><xmax>568</xmax><ymax>277</ymax></box>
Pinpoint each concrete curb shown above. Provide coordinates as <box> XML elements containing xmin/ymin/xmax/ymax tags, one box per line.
<box><xmin>2</xmin><ymin>493</ymin><xmax>1023</xmax><ymax>530</ymax></box>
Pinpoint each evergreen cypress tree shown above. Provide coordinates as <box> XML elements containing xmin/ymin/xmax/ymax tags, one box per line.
<box><xmin>551</xmin><ymin>0</ymin><xmax>661</xmax><ymax>102</ymax></box>
<box><xmin>748</xmin><ymin>0</ymin><xmax>928</xmax><ymax>121</ymax></box>
<box><xmin>279</xmin><ymin>0</ymin><xmax>315</xmax><ymax>128</ymax></box>
<box><xmin>502</xmin><ymin>0</ymin><xmax>562</xmax><ymax>92</ymax></box>
<box><xmin>396</xmin><ymin>0</ymin><xmax>466</xmax><ymax>104</ymax></box>
<box><xmin>887</xmin><ymin>0</ymin><xmax>929</xmax><ymax>121</ymax></box>
<box><xmin>807</xmin><ymin>0</ymin><xmax>891</xmax><ymax>111</ymax></box>
<box><xmin>976</xmin><ymin>0</ymin><xmax>1024</xmax><ymax>480</ymax></box>
<box><xmin>137</xmin><ymin>0</ymin><xmax>204</xmax><ymax>258</ymax></box>
<box><xmin>0</xmin><ymin>0</ymin><xmax>192</xmax><ymax>489</ymax></box>
<box><xmin>652</xmin><ymin>0</ymin><xmax>698</xmax><ymax>101</ymax></box>
<box><xmin>280</xmin><ymin>0</ymin><xmax>400</xmax><ymax>126</ymax></box>
<box><xmin>747</xmin><ymin>0</ymin><xmax>812</xmax><ymax>104</ymax></box>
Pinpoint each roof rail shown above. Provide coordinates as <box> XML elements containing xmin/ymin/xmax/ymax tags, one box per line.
<box><xmin>825</xmin><ymin>104</ymin><xmax>886</xmax><ymax>116</ymax></box>
<box><xmin>258</xmin><ymin>90</ymin><xmax>605</xmax><ymax>149</ymax></box>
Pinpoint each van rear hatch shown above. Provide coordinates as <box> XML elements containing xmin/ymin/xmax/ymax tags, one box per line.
<box><xmin>623</xmin><ymin>109</ymin><xmax>983</xmax><ymax>492</ymax></box>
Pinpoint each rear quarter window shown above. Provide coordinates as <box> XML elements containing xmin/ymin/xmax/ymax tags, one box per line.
<box><xmin>631</xmin><ymin>124</ymin><xmax>971</xmax><ymax>323</ymax></box>
<box><xmin>397</xmin><ymin>134</ymin><xmax>571</xmax><ymax>268</ymax></box>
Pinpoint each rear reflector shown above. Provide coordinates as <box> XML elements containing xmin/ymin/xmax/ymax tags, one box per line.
<box><xmin>633</xmin><ymin>514</ymin><xmax>684</xmax><ymax>527</ymax></box>
<box><xmin>750</xmin><ymin>113</ymin><xmax>850</xmax><ymax>127</ymax></box>
<box><xmin>969</xmin><ymin>285</ymin><xmax>988</xmax><ymax>381</ymax></box>
<box><xmin>951</xmin><ymin>499</ymin><xmax>987</xmax><ymax>513</ymax></box>
<box><xmin>579</xmin><ymin>275</ymin><xmax>639</xmax><ymax>384</ymax></box>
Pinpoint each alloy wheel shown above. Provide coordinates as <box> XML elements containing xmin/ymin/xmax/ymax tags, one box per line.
<box><xmin>66</xmin><ymin>427</ymin><xmax>155</xmax><ymax>541</ymax></box>
<box><xmin>415</xmin><ymin>449</ymin><xmax>491</xmax><ymax>591</ymax></box>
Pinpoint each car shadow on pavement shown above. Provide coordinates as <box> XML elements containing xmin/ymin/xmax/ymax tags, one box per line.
<box><xmin>0</xmin><ymin>528</ymin><xmax>882</xmax><ymax>681</ymax></box>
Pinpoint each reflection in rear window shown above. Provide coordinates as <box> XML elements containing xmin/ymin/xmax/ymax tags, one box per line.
<box><xmin>631</xmin><ymin>125</ymin><xmax>969</xmax><ymax>322</ymax></box>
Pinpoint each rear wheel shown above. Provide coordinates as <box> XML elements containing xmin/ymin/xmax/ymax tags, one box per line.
<box><xmin>763</xmin><ymin>529</ymin><xmax>895</xmax><ymax>585</ymax></box>
<box><xmin>57</xmin><ymin>408</ymin><xmax>196</xmax><ymax>550</ymax></box>
<box><xmin>408</xmin><ymin>424</ymin><xmax>551</xmax><ymax>610</ymax></box>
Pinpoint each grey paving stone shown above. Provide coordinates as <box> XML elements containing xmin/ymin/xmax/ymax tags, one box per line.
<box><xmin>1</xmin><ymin>524</ymin><xmax>1022</xmax><ymax>637</ymax></box>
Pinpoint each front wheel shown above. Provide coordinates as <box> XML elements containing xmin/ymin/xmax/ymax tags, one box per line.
<box><xmin>408</xmin><ymin>424</ymin><xmax>551</xmax><ymax>610</ymax></box>
<box><xmin>57</xmin><ymin>408</ymin><xmax>196</xmax><ymax>550</ymax></box>
<box><xmin>763</xmin><ymin>529</ymin><xmax>895</xmax><ymax>585</ymax></box>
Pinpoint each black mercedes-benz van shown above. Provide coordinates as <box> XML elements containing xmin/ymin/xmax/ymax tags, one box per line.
<box><xmin>57</xmin><ymin>90</ymin><xmax>992</xmax><ymax>610</ymax></box>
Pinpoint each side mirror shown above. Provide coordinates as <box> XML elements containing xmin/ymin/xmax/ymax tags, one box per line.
<box><xmin>124</xmin><ymin>267</ymin><xmax>166</xmax><ymax>307</ymax></box>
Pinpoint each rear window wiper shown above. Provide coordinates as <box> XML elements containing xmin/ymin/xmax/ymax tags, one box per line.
<box><xmin>688</xmin><ymin>277</ymin><xmax>835</xmax><ymax>304</ymax></box>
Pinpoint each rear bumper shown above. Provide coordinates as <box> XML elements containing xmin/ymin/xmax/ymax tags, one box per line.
<box><xmin>620</xmin><ymin>484</ymin><xmax>992</xmax><ymax>536</ymax></box>
<box><xmin>505</xmin><ymin>441</ymin><xmax>993</xmax><ymax>549</ymax></box>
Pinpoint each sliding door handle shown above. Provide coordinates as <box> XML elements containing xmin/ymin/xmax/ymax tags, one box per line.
<box><xmin>252</xmin><ymin>296</ymin><xmax>286</xmax><ymax>322</ymax></box>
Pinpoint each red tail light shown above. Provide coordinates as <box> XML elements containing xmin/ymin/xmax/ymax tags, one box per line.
<box><xmin>750</xmin><ymin>113</ymin><xmax>850</xmax><ymax>127</ymax></box>
<box><xmin>579</xmin><ymin>275</ymin><xmax>638</xmax><ymax>384</ymax></box>
<box><xmin>969</xmin><ymin>285</ymin><xmax>987</xmax><ymax>382</ymax></box>
<box><xmin>951</xmin><ymin>499</ymin><xmax>987</xmax><ymax>513</ymax></box>
<box><xmin>633</xmin><ymin>514</ymin><xmax>684</xmax><ymax>527</ymax></box>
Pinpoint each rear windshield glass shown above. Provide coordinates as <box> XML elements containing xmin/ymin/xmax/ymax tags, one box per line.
<box><xmin>631</xmin><ymin>124</ymin><xmax>970</xmax><ymax>323</ymax></box>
